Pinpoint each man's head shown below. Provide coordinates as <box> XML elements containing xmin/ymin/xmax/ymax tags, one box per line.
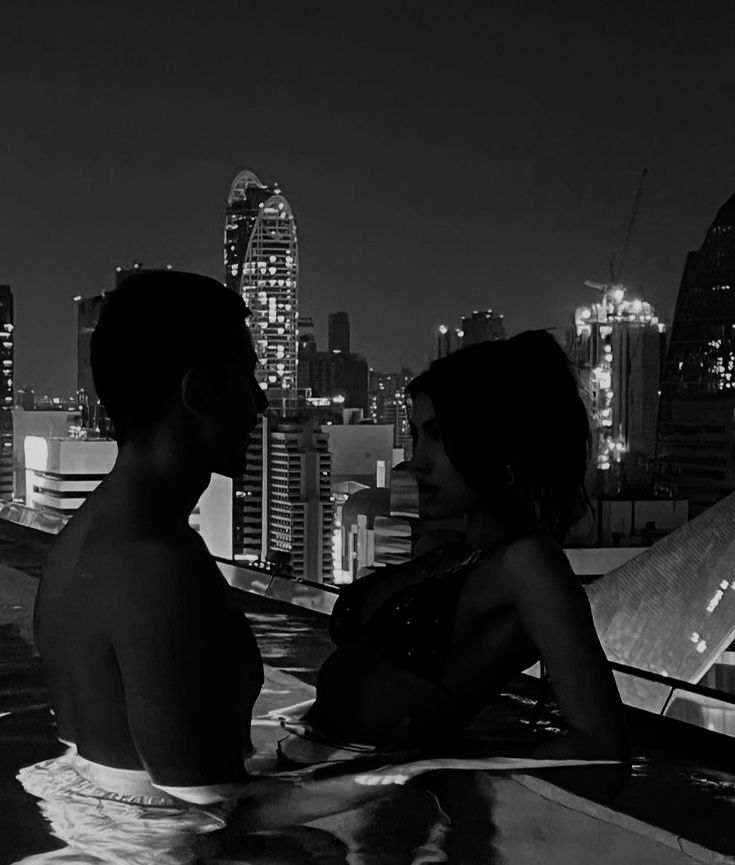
<box><xmin>90</xmin><ymin>270</ymin><xmax>268</xmax><ymax>474</ymax></box>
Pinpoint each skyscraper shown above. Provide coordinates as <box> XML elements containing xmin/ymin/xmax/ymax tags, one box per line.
<box><xmin>224</xmin><ymin>170</ymin><xmax>299</xmax><ymax>414</ymax></box>
<box><xmin>368</xmin><ymin>368</ymin><xmax>413</xmax><ymax>454</ymax></box>
<box><xmin>568</xmin><ymin>282</ymin><xmax>666</xmax><ymax>497</ymax></box>
<box><xmin>654</xmin><ymin>193</ymin><xmax>735</xmax><ymax>517</ymax></box>
<box><xmin>436</xmin><ymin>309</ymin><xmax>506</xmax><ymax>358</ymax></box>
<box><xmin>267</xmin><ymin>419</ymin><xmax>333</xmax><ymax>581</ymax></box>
<box><xmin>0</xmin><ymin>286</ymin><xmax>13</xmax><ymax>498</ymax></box>
<box><xmin>76</xmin><ymin>294</ymin><xmax>108</xmax><ymax>434</ymax></box>
<box><xmin>328</xmin><ymin>312</ymin><xmax>350</xmax><ymax>354</ymax></box>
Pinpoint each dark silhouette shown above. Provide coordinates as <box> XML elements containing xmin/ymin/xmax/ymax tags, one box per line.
<box><xmin>28</xmin><ymin>270</ymin><xmax>268</xmax><ymax>802</ymax></box>
<box><xmin>305</xmin><ymin>330</ymin><xmax>630</xmax><ymax>760</ymax></box>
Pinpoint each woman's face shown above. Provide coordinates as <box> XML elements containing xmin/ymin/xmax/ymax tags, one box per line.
<box><xmin>406</xmin><ymin>391</ymin><xmax>482</xmax><ymax>519</ymax></box>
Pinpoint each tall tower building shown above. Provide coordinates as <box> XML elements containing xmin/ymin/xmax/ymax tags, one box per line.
<box><xmin>297</xmin><ymin>314</ymin><xmax>317</xmax><ymax>357</ymax></box>
<box><xmin>0</xmin><ymin>286</ymin><xmax>13</xmax><ymax>498</ymax></box>
<box><xmin>225</xmin><ymin>170</ymin><xmax>299</xmax><ymax>414</ymax></box>
<box><xmin>568</xmin><ymin>282</ymin><xmax>666</xmax><ymax>498</ymax></box>
<box><xmin>368</xmin><ymin>368</ymin><xmax>413</xmax><ymax>454</ymax></box>
<box><xmin>328</xmin><ymin>312</ymin><xmax>350</xmax><ymax>354</ymax></box>
<box><xmin>76</xmin><ymin>294</ymin><xmax>109</xmax><ymax>435</ymax></box>
<box><xmin>655</xmin><ymin>193</ymin><xmax>735</xmax><ymax>517</ymax></box>
<box><xmin>298</xmin><ymin>313</ymin><xmax>368</xmax><ymax>412</ymax></box>
<box><xmin>436</xmin><ymin>309</ymin><xmax>506</xmax><ymax>358</ymax></box>
<box><xmin>267</xmin><ymin>419</ymin><xmax>333</xmax><ymax>581</ymax></box>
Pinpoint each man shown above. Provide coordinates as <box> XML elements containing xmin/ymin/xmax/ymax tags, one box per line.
<box><xmin>33</xmin><ymin>270</ymin><xmax>269</xmax><ymax>803</ymax></box>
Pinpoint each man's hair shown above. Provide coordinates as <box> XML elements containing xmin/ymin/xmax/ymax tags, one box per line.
<box><xmin>90</xmin><ymin>270</ymin><xmax>252</xmax><ymax>444</ymax></box>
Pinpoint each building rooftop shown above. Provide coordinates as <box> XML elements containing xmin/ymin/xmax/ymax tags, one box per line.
<box><xmin>1</xmin><ymin>515</ymin><xmax>735</xmax><ymax>862</ymax></box>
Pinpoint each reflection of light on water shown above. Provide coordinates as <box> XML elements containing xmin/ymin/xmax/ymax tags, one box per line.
<box><xmin>355</xmin><ymin>773</ymin><xmax>409</xmax><ymax>786</ymax></box>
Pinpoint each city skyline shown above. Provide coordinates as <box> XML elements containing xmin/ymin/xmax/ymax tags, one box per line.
<box><xmin>2</xmin><ymin>3</ymin><xmax>735</xmax><ymax>393</ymax></box>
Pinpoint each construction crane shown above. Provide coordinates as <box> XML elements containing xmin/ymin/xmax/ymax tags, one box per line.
<box><xmin>613</xmin><ymin>167</ymin><xmax>648</xmax><ymax>284</ymax></box>
<box><xmin>585</xmin><ymin>167</ymin><xmax>648</xmax><ymax>298</ymax></box>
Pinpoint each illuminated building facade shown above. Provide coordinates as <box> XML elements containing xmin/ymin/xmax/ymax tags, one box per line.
<box><xmin>0</xmin><ymin>286</ymin><xmax>13</xmax><ymax>498</ymax></box>
<box><xmin>298</xmin><ymin>350</ymin><xmax>369</xmax><ymax>412</ymax></box>
<box><xmin>195</xmin><ymin>415</ymin><xmax>269</xmax><ymax>561</ymax></box>
<box><xmin>437</xmin><ymin>309</ymin><xmax>506</xmax><ymax>358</ymax></box>
<box><xmin>23</xmin><ymin>436</ymin><xmax>116</xmax><ymax>516</ymax></box>
<box><xmin>237</xmin><ymin>415</ymin><xmax>269</xmax><ymax>560</ymax></box>
<box><xmin>76</xmin><ymin>294</ymin><xmax>110</xmax><ymax>435</ymax></box>
<box><xmin>654</xmin><ymin>193</ymin><xmax>735</xmax><ymax>518</ymax></box>
<box><xmin>225</xmin><ymin>170</ymin><xmax>299</xmax><ymax>414</ymax></box>
<box><xmin>297</xmin><ymin>314</ymin><xmax>317</xmax><ymax>357</ymax></box>
<box><xmin>267</xmin><ymin>420</ymin><xmax>333</xmax><ymax>581</ymax></box>
<box><xmin>368</xmin><ymin>368</ymin><xmax>413</xmax><ymax>454</ymax></box>
<box><xmin>568</xmin><ymin>283</ymin><xmax>666</xmax><ymax>497</ymax></box>
<box><xmin>297</xmin><ymin>312</ymin><xmax>368</xmax><ymax>411</ymax></box>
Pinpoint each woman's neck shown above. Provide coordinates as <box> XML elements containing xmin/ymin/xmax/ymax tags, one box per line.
<box><xmin>463</xmin><ymin>509</ymin><xmax>508</xmax><ymax>552</ymax></box>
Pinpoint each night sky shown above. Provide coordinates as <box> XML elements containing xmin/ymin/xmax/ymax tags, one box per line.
<box><xmin>2</xmin><ymin>1</ymin><xmax>735</xmax><ymax>395</ymax></box>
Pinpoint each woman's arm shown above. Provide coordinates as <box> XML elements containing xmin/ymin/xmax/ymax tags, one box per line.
<box><xmin>492</xmin><ymin>536</ymin><xmax>630</xmax><ymax>760</ymax></box>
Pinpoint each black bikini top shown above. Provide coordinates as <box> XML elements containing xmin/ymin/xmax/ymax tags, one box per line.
<box><xmin>330</xmin><ymin>546</ymin><xmax>496</xmax><ymax>681</ymax></box>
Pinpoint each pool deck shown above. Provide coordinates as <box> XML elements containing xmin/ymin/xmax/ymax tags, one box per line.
<box><xmin>1</xmin><ymin>519</ymin><xmax>734</xmax><ymax>864</ymax></box>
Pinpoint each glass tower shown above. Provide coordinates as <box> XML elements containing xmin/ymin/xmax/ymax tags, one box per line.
<box><xmin>568</xmin><ymin>282</ymin><xmax>666</xmax><ymax>497</ymax></box>
<box><xmin>655</xmin><ymin>193</ymin><xmax>735</xmax><ymax>517</ymax></box>
<box><xmin>225</xmin><ymin>170</ymin><xmax>299</xmax><ymax>414</ymax></box>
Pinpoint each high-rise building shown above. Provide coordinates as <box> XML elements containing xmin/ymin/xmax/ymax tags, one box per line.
<box><xmin>436</xmin><ymin>309</ymin><xmax>506</xmax><ymax>358</ymax></box>
<box><xmin>297</xmin><ymin>313</ymin><xmax>317</xmax><ymax>357</ymax></box>
<box><xmin>238</xmin><ymin>415</ymin><xmax>269</xmax><ymax>560</ymax></box>
<box><xmin>298</xmin><ymin>350</ymin><xmax>369</xmax><ymax>413</ymax></box>
<box><xmin>12</xmin><ymin>408</ymin><xmax>83</xmax><ymax>501</ymax></box>
<box><xmin>567</xmin><ymin>282</ymin><xmax>666</xmax><ymax>497</ymax></box>
<box><xmin>76</xmin><ymin>294</ymin><xmax>109</xmax><ymax>434</ymax></box>
<box><xmin>267</xmin><ymin>419</ymin><xmax>333</xmax><ymax>581</ymax></box>
<box><xmin>196</xmin><ymin>414</ymin><xmax>269</xmax><ymax>562</ymax></box>
<box><xmin>225</xmin><ymin>170</ymin><xmax>299</xmax><ymax>414</ymax></box>
<box><xmin>368</xmin><ymin>368</ymin><xmax>413</xmax><ymax>454</ymax></box>
<box><xmin>654</xmin><ymin>193</ymin><xmax>735</xmax><ymax>518</ymax></box>
<box><xmin>328</xmin><ymin>312</ymin><xmax>350</xmax><ymax>354</ymax></box>
<box><xmin>297</xmin><ymin>312</ymin><xmax>368</xmax><ymax>411</ymax></box>
<box><xmin>0</xmin><ymin>286</ymin><xmax>13</xmax><ymax>498</ymax></box>
<box><xmin>23</xmin><ymin>435</ymin><xmax>117</xmax><ymax>516</ymax></box>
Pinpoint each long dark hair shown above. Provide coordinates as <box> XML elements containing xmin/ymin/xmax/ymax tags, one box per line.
<box><xmin>406</xmin><ymin>329</ymin><xmax>592</xmax><ymax>545</ymax></box>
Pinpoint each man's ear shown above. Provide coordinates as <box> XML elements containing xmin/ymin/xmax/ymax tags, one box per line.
<box><xmin>180</xmin><ymin>368</ymin><xmax>213</xmax><ymax>417</ymax></box>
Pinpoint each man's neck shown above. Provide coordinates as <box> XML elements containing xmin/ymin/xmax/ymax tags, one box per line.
<box><xmin>105</xmin><ymin>438</ymin><xmax>210</xmax><ymax>524</ymax></box>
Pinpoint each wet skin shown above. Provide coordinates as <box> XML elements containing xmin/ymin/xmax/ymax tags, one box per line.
<box><xmin>34</xmin><ymin>345</ymin><xmax>271</xmax><ymax>787</ymax></box>
<box><xmin>308</xmin><ymin>392</ymin><xmax>630</xmax><ymax>760</ymax></box>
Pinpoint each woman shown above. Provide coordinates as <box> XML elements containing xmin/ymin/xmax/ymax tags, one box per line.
<box><xmin>303</xmin><ymin>330</ymin><xmax>629</xmax><ymax>761</ymax></box>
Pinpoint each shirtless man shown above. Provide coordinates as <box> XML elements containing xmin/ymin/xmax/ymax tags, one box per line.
<box><xmin>33</xmin><ymin>270</ymin><xmax>268</xmax><ymax>802</ymax></box>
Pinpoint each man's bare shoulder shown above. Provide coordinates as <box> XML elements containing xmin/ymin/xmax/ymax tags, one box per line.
<box><xmin>50</xmin><ymin>523</ymin><xmax>221</xmax><ymax>620</ymax></box>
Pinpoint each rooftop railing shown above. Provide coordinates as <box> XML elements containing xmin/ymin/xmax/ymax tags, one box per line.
<box><xmin>2</xmin><ymin>497</ymin><xmax>734</xmax><ymax>738</ymax></box>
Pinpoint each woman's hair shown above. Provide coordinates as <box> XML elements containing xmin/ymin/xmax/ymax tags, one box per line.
<box><xmin>90</xmin><ymin>270</ymin><xmax>252</xmax><ymax>445</ymax></box>
<box><xmin>406</xmin><ymin>330</ymin><xmax>592</xmax><ymax>544</ymax></box>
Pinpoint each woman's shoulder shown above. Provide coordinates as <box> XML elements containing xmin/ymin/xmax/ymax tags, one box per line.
<box><xmin>469</xmin><ymin>533</ymin><xmax>580</xmax><ymax>607</ymax></box>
